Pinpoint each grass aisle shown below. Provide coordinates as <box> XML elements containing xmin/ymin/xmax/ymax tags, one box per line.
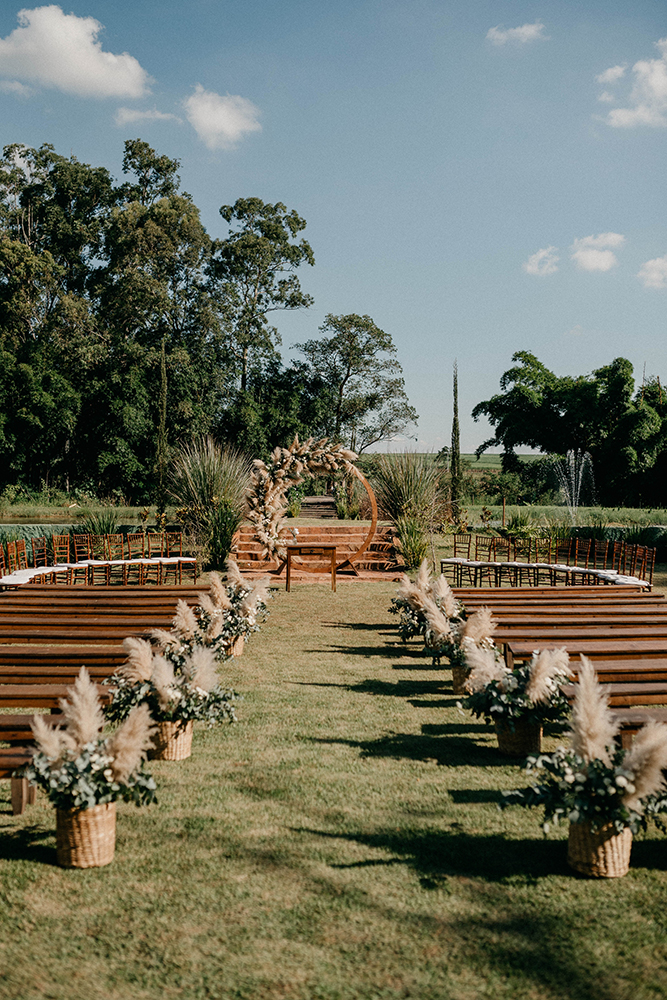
<box><xmin>1</xmin><ymin>582</ymin><xmax>667</xmax><ymax>1000</ymax></box>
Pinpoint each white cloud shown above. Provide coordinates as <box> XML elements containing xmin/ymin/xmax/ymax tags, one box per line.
<box><xmin>598</xmin><ymin>91</ymin><xmax>615</xmax><ymax>103</ymax></box>
<box><xmin>0</xmin><ymin>79</ymin><xmax>32</xmax><ymax>97</ymax></box>
<box><xmin>638</xmin><ymin>256</ymin><xmax>667</xmax><ymax>289</ymax></box>
<box><xmin>603</xmin><ymin>37</ymin><xmax>667</xmax><ymax>127</ymax></box>
<box><xmin>523</xmin><ymin>246</ymin><xmax>559</xmax><ymax>276</ymax></box>
<box><xmin>487</xmin><ymin>22</ymin><xmax>548</xmax><ymax>46</ymax></box>
<box><xmin>565</xmin><ymin>325</ymin><xmax>585</xmax><ymax>337</ymax></box>
<box><xmin>570</xmin><ymin>232</ymin><xmax>625</xmax><ymax>272</ymax></box>
<box><xmin>183</xmin><ymin>85</ymin><xmax>261</xmax><ymax>149</ymax></box>
<box><xmin>596</xmin><ymin>64</ymin><xmax>626</xmax><ymax>85</ymax></box>
<box><xmin>115</xmin><ymin>107</ymin><xmax>181</xmax><ymax>127</ymax></box>
<box><xmin>0</xmin><ymin>5</ymin><xmax>150</xmax><ymax>98</ymax></box>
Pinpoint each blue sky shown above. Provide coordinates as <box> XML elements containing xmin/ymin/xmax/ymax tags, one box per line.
<box><xmin>1</xmin><ymin>1</ymin><xmax>667</xmax><ymax>452</ymax></box>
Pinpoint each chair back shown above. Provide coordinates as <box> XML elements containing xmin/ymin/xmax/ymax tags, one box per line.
<box><xmin>32</xmin><ymin>536</ymin><xmax>49</xmax><ymax>567</ymax></box>
<box><xmin>147</xmin><ymin>532</ymin><xmax>164</xmax><ymax>557</ymax></box>
<box><xmin>72</xmin><ymin>534</ymin><xmax>91</xmax><ymax>562</ymax></box>
<box><xmin>106</xmin><ymin>534</ymin><xmax>125</xmax><ymax>560</ymax></box>
<box><xmin>15</xmin><ymin>539</ymin><xmax>28</xmax><ymax>570</ymax></box>
<box><xmin>0</xmin><ymin>543</ymin><xmax>6</xmax><ymax>574</ymax></box>
<box><xmin>593</xmin><ymin>539</ymin><xmax>608</xmax><ymax>570</ymax></box>
<box><xmin>474</xmin><ymin>535</ymin><xmax>495</xmax><ymax>561</ymax></box>
<box><xmin>89</xmin><ymin>534</ymin><xmax>106</xmax><ymax>560</ymax></box>
<box><xmin>6</xmin><ymin>541</ymin><xmax>17</xmax><ymax>573</ymax></box>
<box><xmin>127</xmin><ymin>533</ymin><xmax>145</xmax><ymax>559</ymax></box>
<box><xmin>452</xmin><ymin>533</ymin><xmax>471</xmax><ymax>559</ymax></box>
<box><xmin>52</xmin><ymin>534</ymin><xmax>71</xmax><ymax>564</ymax></box>
<box><xmin>164</xmin><ymin>532</ymin><xmax>183</xmax><ymax>557</ymax></box>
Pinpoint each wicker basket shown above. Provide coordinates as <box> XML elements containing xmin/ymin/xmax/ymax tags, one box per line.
<box><xmin>568</xmin><ymin>821</ymin><xmax>632</xmax><ymax>878</ymax></box>
<box><xmin>56</xmin><ymin>802</ymin><xmax>116</xmax><ymax>868</ymax></box>
<box><xmin>451</xmin><ymin>663</ymin><xmax>470</xmax><ymax>695</ymax></box>
<box><xmin>494</xmin><ymin>718</ymin><xmax>542</xmax><ymax>756</ymax></box>
<box><xmin>229</xmin><ymin>635</ymin><xmax>244</xmax><ymax>657</ymax></box>
<box><xmin>148</xmin><ymin>719</ymin><xmax>193</xmax><ymax>761</ymax></box>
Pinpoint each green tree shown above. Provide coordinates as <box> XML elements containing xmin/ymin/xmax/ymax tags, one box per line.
<box><xmin>211</xmin><ymin>197</ymin><xmax>315</xmax><ymax>392</ymax></box>
<box><xmin>450</xmin><ymin>361</ymin><xmax>462</xmax><ymax>520</ymax></box>
<box><xmin>295</xmin><ymin>313</ymin><xmax>418</xmax><ymax>452</ymax></box>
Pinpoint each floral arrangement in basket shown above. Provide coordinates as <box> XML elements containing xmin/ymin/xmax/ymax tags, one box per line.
<box><xmin>417</xmin><ymin>592</ymin><xmax>500</xmax><ymax>694</ymax></box>
<box><xmin>20</xmin><ymin>668</ymin><xmax>156</xmax><ymax>868</ymax></box>
<box><xmin>502</xmin><ymin>656</ymin><xmax>667</xmax><ymax>877</ymax></box>
<box><xmin>461</xmin><ymin>647</ymin><xmax>573</xmax><ymax>755</ymax></box>
<box><xmin>149</xmin><ymin>562</ymin><xmax>271</xmax><ymax>667</ymax></box>
<box><xmin>389</xmin><ymin>560</ymin><xmax>466</xmax><ymax>643</ymax></box>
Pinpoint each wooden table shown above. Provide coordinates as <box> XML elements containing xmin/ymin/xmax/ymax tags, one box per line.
<box><xmin>285</xmin><ymin>544</ymin><xmax>337</xmax><ymax>592</ymax></box>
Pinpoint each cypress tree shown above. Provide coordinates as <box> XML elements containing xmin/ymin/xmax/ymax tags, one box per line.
<box><xmin>450</xmin><ymin>360</ymin><xmax>462</xmax><ymax>523</ymax></box>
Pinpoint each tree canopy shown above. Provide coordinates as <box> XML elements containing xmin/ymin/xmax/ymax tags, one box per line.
<box><xmin>473</xmin><ymin>352</ymin><xmax>667</xmax><ymax>504</ymax></box>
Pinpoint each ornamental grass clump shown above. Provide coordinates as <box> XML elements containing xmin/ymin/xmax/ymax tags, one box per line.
<box><xmin>462</xmin><ymin>647</ymin><xmax>572</xmax><ymax>755</ymax></box>
<box><xmin>389</xmin><ymin>559</ymin><xmax>464</xmax><ymax>643</ymax></box>
<box><xmin>503</xmin><ymin>657</ymin><xmax>667</xmax><ymax>876</ymax></box>
<box><xmin>104</xmin><ymin>637</ymin><xmax>238</xmax><ymax>730</ymax></box>
<box><xmin>22</xmin><ymin>668</ymin><xmax>157</xmax><ymax>811</ymax></box>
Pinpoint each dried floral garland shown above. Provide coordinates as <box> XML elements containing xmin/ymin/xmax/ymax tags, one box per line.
<box><xmin>246</xmin><ymin>436</ymin><xmax>358</xmax><ymax>560</ymax></box>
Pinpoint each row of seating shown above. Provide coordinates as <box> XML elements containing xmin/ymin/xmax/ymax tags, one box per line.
<box><xmin>456</xmin><ymin>585</ymin><xmax>667</xmax><ymax>746</ymax></box>
<box><xmin>0</xmin><ymin>532</ymin><xmax>197</xmax><ymax>587</ymax></box>
<box><xmin>450</xmin><ymin>534</ymin><xmax>656</xmax><ymax>584</ymax></box>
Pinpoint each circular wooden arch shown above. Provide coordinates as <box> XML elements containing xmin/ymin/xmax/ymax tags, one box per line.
<box><xmin>288</xmin><ymin>467</ymin><xmax>378</xmax><ymax>573</ymax></box>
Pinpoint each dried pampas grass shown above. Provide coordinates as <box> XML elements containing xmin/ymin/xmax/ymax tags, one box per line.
<box><xmin>119</xmin><ymin>637</ymin><xmax>154</xmax><ymax>682</ymax></box>
<box><xmin>397</xmin><ymin>576</ymin><xmax>429</xmax><ymax>613</ymax></box>
<box><xmin>185</xmin><ymin>646</ymin><xmax>219</xmax><ymax>692</ymax></box>
<box><xmin>524</xmin><ymin>648</ymin><xmax>571</xmax><ymax>705</ymax></box>
<box><xmin>568</xmin><ymin>656</ymin><xmax>619</xmax><ymax>766</ymax></box>
<box><xmin>621</xmin><ymin>720</ymin><xmax>667</xmax><ymax>811</ymax></box>
<box><xmin>429</xmin><ymin>574</ymin><xmax>458</xmax><ymax>618</ymax></box>
<box><xmin>415</xmin><ymin>559</ymin><xmax>431</xmax><ymax>594</ymax></box>
<box><xmin>151</xmin><ymin>656</ymin><xmax>177</xmax><ymax>712</ymax></box>
<box><xmin>106</xmin><ymin>704</ymin><xmax>155</xmax><ymax>783</ymax></box>
<box><xmin>208</xmin><ymin>572</ymin><xmax>232</xmax><ymax>610</ymax></box>
<box><xmin>197</xmin><ymin>593</ymin><xmax>219</xmax><ymax>617</ymax></box>
<box><xmin>31</xmin><ymin>714</ymin><xmax>75</xmax><ymax>761</ymax></box>
<box><xmin>148</xmin><ymin>628</ymin><xmax>178</xmax><ymax>653</ymax></box>
<box><xmin>461</xmin><ymin>607</ymin><xmax>496</xmax><ymax>646</ymax></box>
<box><xmin>226</xmin><ymin>559</ymin><xmax>245</xmax><ymax>591</ymax></box>
<box><xmin>172</xmin><ymin>599</ymin><xmax>198</xmax><ymax>639</ymax></box>
<box><xmin>422</xmin><ymin>596</ymin><xmax>451</xmax><ymax>644</ymax></box>
<box><xmin>463</xmin><ymin>646</ymin><xmax>508</xmax><ymax>693</ymax></box>
<box><xmin>58</xmin><ymin>667</ymin><xmax>105</xmax><ymax>749</ymax></box>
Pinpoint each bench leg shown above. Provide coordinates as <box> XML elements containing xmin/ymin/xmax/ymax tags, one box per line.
<box><xmin>10</xmin><ymin>776</ymin><xmax>35</xmax><ymax>816</ymax></box>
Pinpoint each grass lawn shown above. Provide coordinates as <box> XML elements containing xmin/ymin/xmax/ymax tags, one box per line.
<box><xmin>2</xmin><ymin>582</ymin><xmax>667</xmax><ymax>999</ymax></box>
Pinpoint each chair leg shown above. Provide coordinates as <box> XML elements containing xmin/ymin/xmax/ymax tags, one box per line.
<box><xmin>11</xmin><ymin>777</ymin><xmax>35</xmax><ymax>815</ymax></box>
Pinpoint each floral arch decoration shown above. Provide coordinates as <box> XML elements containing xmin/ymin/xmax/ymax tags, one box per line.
<box><xmin>245</xmin><ymin>436</ymin><xmax>378</xmax><ymax>569</ymax></box>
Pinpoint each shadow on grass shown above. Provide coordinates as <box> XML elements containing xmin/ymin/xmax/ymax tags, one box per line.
<box><xmin>0</xmin><ymin>823</ymin><xmax>56</xmax><ymax>865</ymax></box>
<box><xmin>308</xmin><ymin>731</ymin><xmax>508</xmax><ymax>767</ymax></box>
<box><xmin>305</xmin><ymin>643</ymin><xmax>427</xmax><ymax>660</ymax></box>
<box><xmin>298</xmin><ymin>824</ymin><xmax>566</xmax><ymax>882</ymax></box>
<box><xmin>322</xmin><ymin>621</ymin><xmax>397</xmax><ymax>634</ymax></box>
<box><xmin>297</xmin><ymin>825</ymin><xmax>664</xmax><ymax>998</ymax></box>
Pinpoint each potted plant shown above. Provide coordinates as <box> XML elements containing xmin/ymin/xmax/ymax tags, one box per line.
<box><xmin>104</xmin><ymin>638</ymin><xmax>238</xmax><ymax>761</ymax></box>
<box><xmin>461</xmin><ymin>647</ymin><xmax>572</xmax><ymax>756</ymax></box>
<box><xmin>20</xmin><ymin>668</ymin><xmax>156</xmax><ymax>868</ymax></box>
<box><xmin>422</xmin><ymin>600</ymin><xmax>498</xmax><ymax>694</ymax></box>
<box><xmin>389</xmin><ymin>560</ymin><xmax>466</xmax><ymax>644</ymax></box>
<box><xmin>150</xmin><ymin>564</ymin><xmax>271</xmax><ymax>661</ymax></box>
<box><xmin>503</xmin><ymin>657</ymin><xmax>667</xmax><ymax>877</ymax></box>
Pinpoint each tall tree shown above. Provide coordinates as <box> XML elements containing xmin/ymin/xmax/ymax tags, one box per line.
<box><xmin>211</xmin><ymin>197</ymin><xmax>314</xmax><ymax>391</ymax></box>
<box><xmin>295</xmin><ymin>313</ymin><xmax>418</xmax><ymax>452</ymax></box>
<box><xmin>449</xmin><ymin>361</ymin><xmax>462</xmax><ymax>521</ymax></box>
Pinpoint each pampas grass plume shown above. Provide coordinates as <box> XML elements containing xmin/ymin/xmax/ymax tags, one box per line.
<box><xmin>107</xmin><ymin>704</ymin><xmax>155</xmax><ymax>783</ymax></box>
<box><xmin>568</xmin><ymin>656</ymin><xmax>619</xmax><ymax>766</ymax></box>
<box><xmin>58</xmin><ymin>667</ymin><xmax>105</xmax><ymax>749</ymax></box>
<box><xmin>415</xmin><ymin>559</ymin><xmax>431</xmax><ymax>593</ymax></box>
<box><xmin>187</xmin><ymin>646</ymin><xmax>219</xmax><ymax>692</ymax></box>
<box><xmin>148</xmin><ymin>628</ymin><xmax>178</xmax><ymax>652</ymax></box>
<box><xmin>524</xmin><ymin>648</ymin><xmax>571</xmax><ymax>705</ymax></box>
<box><xmin>119</xmin><ymin>636</ymin><xmax>154</xmax><ymax>682</ymax></box>
<box><xmin>31</xmin><ymin>714</ymin><xmax>68</xmax><ymax>760</ymax></box>
<box><xmin>226</xmin><ymin>559</ymin><xmax>245</xmax><ymax>590</ymax></box>
<box><xmin>151</xmin><ymin>656</ymin><xmax>177</xmax><ymax>712</ymax></box>
<box><xmin>430</xmin><ymin>575</ymin><xmax>458</xmax><ymax>618</ymax></box>
<box><xmin>198</xmin><ymin>593</ymin><xmax>218</xmax><ymax>617</ymax></box>
<box><xmin>463</xmin><ymin>647</ymin><xmax>508</xmax><ymax>693</ymax></box>
<box><xmin>172</xmin><ymin>599</ymin><xmax>198</xmax><ymax>639</ymax></box>
<box><xmin>422</xmin><ymin>596</ymin><xmax>452</xmax><ymax>644</ymax></box>
<box><xmin>461</xmin><ymin>607</ymin><xmax>496</xmax><ymax>646</ymax></box>
<box><xmin>208</xmin><ymin>572</ymin><xmax>232</xmax><ymax>610</ymax></box>
<box><xmin>622</xmin><ymin>720</ymin><xmax>667</xmax><ymax>811</ymax></box>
